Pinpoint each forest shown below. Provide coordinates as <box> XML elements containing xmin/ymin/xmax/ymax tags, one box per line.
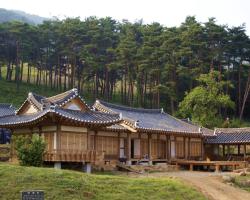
<box><xmin>0</xmin><ymin>16</ymin><xmax>250</xmax><ymax>128</ymax></box>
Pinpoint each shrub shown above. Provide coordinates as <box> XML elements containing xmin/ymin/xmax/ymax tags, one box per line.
<box><xmin>13</xmin><ymin>134</ymin><xmax>46</xmax><ymax>167</ymax></box>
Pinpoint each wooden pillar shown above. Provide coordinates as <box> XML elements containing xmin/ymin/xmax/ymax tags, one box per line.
<box><xmin>201</xmin><ymin>138</ymin><xmax>204</xmax><ymax>160</ymax></box>
<box><xmin>38</xmin><ymin>126</ymin><xmax>42</xmax><ymax>137</ymax></box>
<box><xmin>87</xmin><ymin>130</ymin><xmax>89</xmax><ymax>150</ymax></box>
<box><xmin>139</xmin><ymin>133</ymin><xmax>142</xmax><ymax>159</ymax></box>
<box><xmin>183</xmin><ymin>137</ymin><xmax>186</xmax><ymax>159</ymax></box>
<box><xmin>238</xmin><ymin>145</ymin><xmax>240</xmax><ymax>156</ymax></box>
<box><xmin>223</xmin><ymin>145</ymin><xmax>225</xmax><ymax>156</ymax></box>
<box><xmin>187</xmin><ymin>137</ymin><xmax>190</xmax><ymax>160</ymax></box>
<box><xmin>117</xmin><ymin>132</ymin><xmax>120</xmax><ymax>159</ymax></box>
<box><xmin>94</xmin><ymin>131</ymin><xmax>97</xmax><ymax>150</ymax></box>
<box><xmin>190</xmin><ymin>164</ymin><xmax>193</xmax><ymax>171</ymax></box>
<box><xmin>185</xmin><ymin>137</ymin><xmax>188</xmax><ymax>159</ymax></box>
<box><xmin>227</xmin><ymin>144</ymin><xmax>230</xmax><ymax>156</ymax></box>
<box><xmin>126</xmin><ymin>133</ymin><xmax>131</xmax><ymax>164</ymax></box>
<box><xmin>243</xmin><ymin>144</ymin><xmax>246</xmax><ymax>160</ymax></box>
<box><xmin>166</xmin><ymin>135</ymin><xmax>169</xmax><ymax>160</ymax></box>
<box><xmin>148</xmin><ymin>133</ymin><xmax>151</xmax><ymax>160</ymax></box>
<box><xmin>215</xmin><ymin>164</ymin><xmax>220</xmax><ymax>173</ymax></box>
<box><xmin>53</xmin><ymin>132</ymin><xmax>57</xmax><ymax>151</ymax></box>
<box><xmin>56</xmin><ymin>125</ymin><xmax>61</xmax><ymax>151</ymax></box>
<box><xmin>157</xmin><ymin>134</ymin><xmax>160</xmax><ymax>159</ymax></box>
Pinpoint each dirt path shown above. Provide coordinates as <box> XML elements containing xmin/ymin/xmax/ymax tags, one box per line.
<box><xmin>128</xmin><ymin>171</ymin><xmax>250</xmax><ymax>200</ymax></box>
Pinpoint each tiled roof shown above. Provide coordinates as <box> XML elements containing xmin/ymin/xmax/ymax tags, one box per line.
<box><xmin>0</xmin><ymin>105</ymin><xmax>121</xmax><ymax>128</ymax></box>
<box><xmin>94</xmin><ymin>100</ymin><xmax>203</xmax><ymax>135</ymax></box>
<box><xmin>180</xmin><ymin>119</ymin><xmax>214</xmax><ymax>136</ymax></box>
<box><xmin>206</xmin><ymin>128</ymin><xmax>250</xmax><ymax>144</ymax></box>
<box><xmin>215</xmin><ymin>128</ymin><xmax>250</xmax><ymax>134</ymax></box>
<box><xmin>46</xmin><ymin>88</ymin><xmax>90</xmax><ymax>108</ymax></box>
<box><xmin>16</xmin><ymin>88</ymin><xmax>91</xmax><ymax>113</ymax></box>
<box><xmin>0</xmin><ymin>104</ymin><xmax>15</xmax><ymax>117</ymax></box>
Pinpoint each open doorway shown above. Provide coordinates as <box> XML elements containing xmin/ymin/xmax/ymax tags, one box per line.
<box><xmin>131</xmin><ymin>139</ymin><xmax>140</xmax><ymax>159</ymax></box>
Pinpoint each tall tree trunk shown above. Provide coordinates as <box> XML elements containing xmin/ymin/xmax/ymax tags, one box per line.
<box><xmin>27</xmin><ymin>63</ymin><xmax>30</xmax><ymax>84</ymax></box>
<box><xmin>238</xmin><ymin>63</ymin><xmax>242</xmax><ymax>115</ymax></box>
<box><xmin>0</xmin><ymin>64</ymin><xmax>2</xmax><ymax>80</ymax></box>
<box><xmin>240</xmin><ymin>69</ymin><xmax>250</xmax><ymax>120</ymax></box>
<box><xmin>15</xmin><ymin>40</ymin><xmax>20</xmax><ymax>91</ymax></box>
<box><xmin>20</xmin><ymin>61</ymin><xmax>24</xmax><ymax>82</ymax></box>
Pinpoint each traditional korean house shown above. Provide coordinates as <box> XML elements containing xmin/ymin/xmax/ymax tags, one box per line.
<box><xmin>94</xmin><ymin>100</ymin><xmax>207</xmax><ymax>164</ymax></box>
<box><xmin>205</xmin><ymin>128</ymin><xmax>250</xmax><ymax>162</ymax></box>
<box><xmin>0</xmin><ymin>89</ymin><xmax>215</xmax><ymax>169</ymax></box>
<box><xmin>0</xmin><ymin>89</ymin><xmax>122</xmax><ymax>169</ymax></box>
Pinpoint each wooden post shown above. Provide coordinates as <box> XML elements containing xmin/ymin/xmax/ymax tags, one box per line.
<box><xmin>243</xmin><ymin>144</ymin><xmax>246</xmax><ymax>161</ymax></box>
<box><xmin>126</xmin><ymin>133</ymin><xmax>131</xmax><ymax>164</ymax></box>
<box><xmin>215</xmin><ymin>164</ymin><xmax>220</xmax><ymax>173</ymax></box>
<box><xmin>117</xmin><ymin>132</ymin><xmax>120</xmax><ymax>159</ymax></box>
<box><xmin>227</xmin><ymin>144</ymin><xmax>230</xmax><ymax>156</ymax></box>
<box><xmin>183</xmin><ymin>137</ymin><xmax>186</xmax><ymax>159</ymax></box>
<box><xmin>223</xmin><ymin>145</ymin><xmax>225</xmax><ymax>156</ymax></box>
<box><xmin>238</xmin><ymin>145</ymin><xmax>240</xmax><ymax>156</ymax></box>
<box><xmin>187</xmin><ymin>137</ymin><xmax>190</xmax><ymax>160</ymax></box>
<box><xmin>56</xmin><ymin>125</ymin><xmax>61</xmax><ymax>151</ymax></box>
<box><xmin>94</xmin><ymin>131</ymin><xmax>97</xmax><ymax>150</ymax></box>
<box><xmin>190</xmin><ymin>164</ymin><xmax>193</xmax><ymax>171</ymax></box>
<box><xmin>139</xmin><ymin>132</ymin><xmax>142</xmax><ymax>159</ymax></box>
<box><xmin>157</xmin><ymin>134</ymin><xmax>160</xmax><ymax>159</ymax></box>
<box><xmin>148</xmin><ymin>133</ymin><xmax>151</xmax><ymax>161</ymax></box>
<box><xmin>166</xmin><ymin>135</ymin><xmax>169</xmax><ymax>160</ymax></box>
<box><xmin>201</xmin><ymin>138</ymin><xmax>204</xmax><ymax>160</ymax></box>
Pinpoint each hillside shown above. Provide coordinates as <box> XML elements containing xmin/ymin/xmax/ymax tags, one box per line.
<box><xmin>0</xmin><ymin>8</ymin><xmax>48</xmax><ymax>24</ymax></box>
<box><xmin>0</xmin><ymin>163</ymin><xmax>206</xmax><ymax>200</ymax></box>
<box><xmin>0</xmin><ymin>79</ymin><xmax>60</xmax><ymax>108</ymax></box>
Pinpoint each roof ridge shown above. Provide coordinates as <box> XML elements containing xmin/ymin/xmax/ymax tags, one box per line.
<box><xmin>46</xmin><ymin>88</ymin><xmax>75</xmax><ymax>101</ymax></box>
<box><xmin>217</xmin><ymin>127</ymin><xmax>250</xmax><ymax>130</ymax></box>
<box><xmin>161</xmin><ymin>111</ymin><xmax>201</xmax><ymax>130</ymax></box>
<box><xmin>97</xmin><ymin>99</ymin><xmax>162</xmax><ymax>113</ymax></box>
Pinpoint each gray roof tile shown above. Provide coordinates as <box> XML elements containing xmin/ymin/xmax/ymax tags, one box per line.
<box><xmin>206</xmin><ymin>128</ymin><xmax>250</xmax><ymax>144</ymax></box>
<box><xmin>0</xmin><ymin>104</ymin><xmax>16</xmax><ymax>117</ymax></box>
<box><xmin>94</xmin><ymin>100</ymin><xmax>203</xmax><ymax>135</ymax></box>
<box><xmin>0</xmin><ymin>106</ymin><xmax>121</xmax><ymax>128</ymax></box>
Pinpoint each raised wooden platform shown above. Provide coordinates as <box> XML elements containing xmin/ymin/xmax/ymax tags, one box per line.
<box><xmin>173</xmin><ymin>160</ymin><xmax>247</xmax><ymax>172</ymax></box>
<box><xmin>43</xmin><ymin>150</ymin><xmax>104</xmax><ymax>163</ymax></box>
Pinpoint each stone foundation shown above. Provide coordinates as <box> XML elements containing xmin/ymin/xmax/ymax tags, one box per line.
<box><xmin>129</xmin><ymin>163</ymin><xmax>178</xmax><ymax>172</ymax></box>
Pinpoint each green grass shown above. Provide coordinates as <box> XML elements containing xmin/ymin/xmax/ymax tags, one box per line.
<box><xmin>0</xmin><ymin>79</ymin><xmax>60</xmax><ymax>107</ymax></box>
<box><xmin>234</xmin><ymin>174</ymin><xmax>250</xmax><ymax>192</ymax></box>
<box><xmin>0</xmin><ymin>163</ymin><xmax>207</xmax><ymax>200</ymax></box>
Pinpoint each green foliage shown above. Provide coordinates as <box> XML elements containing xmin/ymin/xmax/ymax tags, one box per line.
<box><xmin>13</xmin><ymin>134</ymin><xmax>46</xmax><ymax>167</ymax></box>
<box><xmin>234</xmin><ymin>174</ymin><xmax>250</xmax><ymax>192</ymax></box>
<box><xmin>0</xmin><ymin>15</ymin><xmax>250</xmax><ymax>123</ymax></box>
<box><xmin>0</xmin><ymin>163</ymin><xmax>206</xmax><ymax>200</ymax></box>
<box><xmin>222</xmin><ymin>118</ymin><xmax>250</xmax><ymax>128</ymax></box>
<box><xmin>179</xmin><ymin>71</ymin><xmax>235</xmax><ymax>128</ymax></box>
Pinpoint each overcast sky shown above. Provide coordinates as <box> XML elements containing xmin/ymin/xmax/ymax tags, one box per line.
<box><xmin>1</xmin><ymin>0</ymin><xmax>250</xmax><ymax>35</ymax></box>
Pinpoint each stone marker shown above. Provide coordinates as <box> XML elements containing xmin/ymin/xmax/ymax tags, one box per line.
<box><xmin>21</xmin><ymin>190</ymin><xmax>44</xmax><ymax>200</ymax></box>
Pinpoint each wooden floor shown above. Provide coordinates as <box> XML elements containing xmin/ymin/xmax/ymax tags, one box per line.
<box><xmin>173</xmin><ymin>160</ymin><xmax>248</xmax><ymax>172</ymax></box>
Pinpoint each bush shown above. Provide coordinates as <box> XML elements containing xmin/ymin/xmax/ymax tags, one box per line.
<box><xmin>13</xmin><ymin>134</ymin><xmax>46</xmax><ymax>166</ymax></box>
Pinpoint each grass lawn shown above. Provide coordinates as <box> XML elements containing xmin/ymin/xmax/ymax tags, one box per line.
<box><xmin>234</xmin><ymin>174</ymin><xmax>250</xmax><ymax>192</ymax></box>
<box><xmin>0</xmin><ymin>163</ymin><xmax>207</xmax><ymax>200</ymax></box>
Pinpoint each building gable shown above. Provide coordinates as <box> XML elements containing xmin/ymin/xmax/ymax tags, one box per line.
<box><xmin>63</xmin><ymin>97</ymin><xmax>88</xmax><ymax>111</ymax></box>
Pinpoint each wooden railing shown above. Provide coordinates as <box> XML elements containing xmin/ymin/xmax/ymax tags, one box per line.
<box><xmin>43</xmin><ymin>150</ymin><xmax>104</xmax><ymax>163</ymax></box>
